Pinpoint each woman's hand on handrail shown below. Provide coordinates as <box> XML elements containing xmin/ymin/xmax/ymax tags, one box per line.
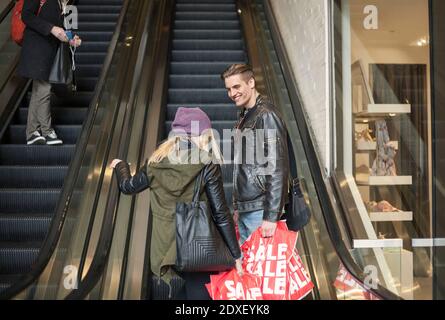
<box><xmin>110</xmin><ymin>159</ymin><xmax>123</xmax><ymax>169</ymax></box>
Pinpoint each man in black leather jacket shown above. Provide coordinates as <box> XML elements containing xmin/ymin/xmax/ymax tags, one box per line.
<box><xmin>221</xmin><ymin>64</ymin><xmax>290</xmax><ymax>244</ymax></box>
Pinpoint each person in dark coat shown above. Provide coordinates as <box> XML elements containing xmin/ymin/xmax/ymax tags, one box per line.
<box><xmin>17</xmin><ymin>0</ymin><xmax>81</xmax><ymax>145</ymax></box>
<box><xmin>110</xmin><ymin>108</ymin><xmax>243</xmax><ymax>300</ymax></box>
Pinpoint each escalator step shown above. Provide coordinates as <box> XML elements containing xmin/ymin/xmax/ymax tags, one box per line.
<box><xmin>0</xmin><ymin>167</ymin><xmax>68</xmax><ymax>188</ymax></box>
<box><xmin>16</xmin><ymin>108</ymin><xmax>88</xmax><ymax>125</ymax></box>
<box><xmin>174</xmin><ymin>20</ymin><xmax>239</xmax><ymax>30</ymax></box>
<box><xmin>0</xmin><ymin>190</ymin><xmax>61</xmax><ymax>214</ymax></box>
<box><xmin>76</xmin><ymin>52</ymin><xmax>107</xmax><ymax>65</ymax></box>
<box><xmin>0</xmin><ymin>214</ymin><xmax>52</xmax><ymax>242</ymax></box>
<box><xmin>77</xmin><ymin>22</ymin><xmax>117</xmax><ymax>32</ymax></box>
<box><xmin>165</xmin><ymin>120</ymin><xmax>235</xmax><ymax>137</ymax></box>
<box><xmin>76</xmin><ymin>65</ymin><xmax>102</xmax><ymax>78</ymax></box>
<box><xmin>23</xmin><ymin>91</ymin><xmax>94</xmax><ymax>109</ymax></box>
<box><xmin>172</xmin><ymin>39</ymin><xmax>243</xmax><ymax>50</ymax></box>
<box><xmin>171</xmin><ymin>50</ymin><xmax>245</xmax><ymax>62</ymax></box>
<box><xmin>169</xmin><ymin>75</ymin><xmax>225</xmax><ymax>89</ymax></box>
<box><xmin>76</xmin><ymin>0</ymin><xmax>123</xmax><ymax>4</ymax></box>
<box><xmin>0</xmin><ymin>243</ymin><xmax>41</xmax><ymax>274</ymax></box>
<box><xmin>76</xmin><ymin>5</ymin><xmax>122</xmax><ymax>14</ymax></box>
<box><xmin>168</xmin><ymin>88</ymin><xmax>231</xmax><ymax>104</ymax></box>
<box><xmin>175</xmin><ymin>12</ymin><xmax>237</xmax><ymax>21</ymax></box>
<box><xmin>167</xmin><ymin>104</ymin><xmax>237</xmax><ymax>121</ymax></box>
<box><xmin>174</xmin><ymin>29</ymin><xmax>241</xmax><ymax>40</ymax></box>
<box><xmin>74</xmin><ymin>77</ymin><xmax>99</xmax><ymax>92</ymax></box>
<box><xmin>0</xmin><ymin>275</ymin><xmax>21</xmax><ymax>294</ymax></box>
<box><xmin>170</xmin><ymin>62</ymin><xmax>240</xmax><ymax>75</ymax></box>
<box><xmin>79</xmin><ymin>13</ymin><xmax>120</xmax><ymax>22</ymax></box>
<box><xmin>176</xmin><ymin>4</ymin><xmax>237</xmax><ymax>11</ymax></box>
<box><xmin>0</xmin><ymin>145</ymin><xmax>75</xmax><ymax>166</ymax></box>
<box><xmin>5</xmin><ymin>125</ymin><xmax>82</xmax><ymax>144</ymax></box>
<box><xmin>50</xmin><ymin>92</ymin><xmax>93</xmax><ymax>108</ymax></box>
<box><xmin>76</xmin><ymin>31</ymin><xmax>114</xmax><ymax>42</ymax></box>
<box><xmin>176</xmin><ymin>0</ymin><xmax>235</xmax><ymax>3</ymax></box>
<box><xmin>76</xmin><ymin>41</ymin><xmax>110</xmax><ymax>53</ymax></box>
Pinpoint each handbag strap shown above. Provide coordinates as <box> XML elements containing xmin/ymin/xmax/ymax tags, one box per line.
<box><xmin>287</xmin><ymin>133</ymin><xmax>298</xmax><ymax>181</ymax></box>
<box><xmin>192</xmin><ymin>167</ymin><xmax>206</xmax><ymax>203</ymax></box>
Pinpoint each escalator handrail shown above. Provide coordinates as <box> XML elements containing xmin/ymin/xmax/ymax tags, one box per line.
<box><xmin>250</xmin><ymin>0</ymin><xmax>402</xmax><ymax>300</ymax></box>
<box><xmin>0</xmin><ymin>0</ymin><xmax>131</xmax><ymax>300</ymax></box>
<box><xmin>65</xmin><ymin>0</ymin><xmax>156</xmax><ymax>300</ymax></box>
<box><xmin>0</xmin><ymin>0</ymin><xmax>14</xmax><ymax>24</ymax></box>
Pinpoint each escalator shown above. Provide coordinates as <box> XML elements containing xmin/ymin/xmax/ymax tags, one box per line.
<box><xmin>57</xmin><ymin>0</ymin><xmax>403</xmax><ymax>301</ymax></box>
<box><xmin>148</xmin><ymin>0</ymin><xmax>245</xmax><ymax>299</ymax></box>
<box><xmin>166</xmin><ymin>0</ymin><xmax>244</xmax><ymax>207</ymax></box>
<box><xmin>0</xmin><ymin>0</ymin><xmax>124</xmax><ymax>295</ymax></box>
<box><xmin>92</xmin><ymin>0</ymin><xmax>401</xmax><ymax>300</ymax></box>
<box><xmin>148</xmin><ymin>0</ymin><xmax>403</xmax><ymax>300</ymax></box>
<box><xmin>0</xmin><ymin>0</ymin><xmax>404</xmax><ymax>300</ymax></box>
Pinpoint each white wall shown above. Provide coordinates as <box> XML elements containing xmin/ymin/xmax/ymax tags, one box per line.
<box><xmin>269</xmin><ymin>0</ymin><xmax>331</xmax><ymax>171</ymax></box>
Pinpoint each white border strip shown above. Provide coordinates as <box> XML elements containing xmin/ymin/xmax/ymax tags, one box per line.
<box><xmin>353</xmin><ymin>239</ymin><xmax>403</xmax><ymax>249</ymax></box>
<box><xmin>412</xmin><ymin>238</ymin><xmax>445</xmax><ymax>247</ymax></box>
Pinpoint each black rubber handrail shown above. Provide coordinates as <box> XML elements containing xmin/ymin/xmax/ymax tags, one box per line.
<box><xmin>65</xmin><ymin>0</ymin><xmax>158</xmax><ymax>300</ymax></box>
<box><xmin>251</xmin><ymin>0</ymin><xmax>402</xmax><ymax>300</ymax></box>
<box><xmin>0</xmin><ymin>0</ymin><xmax>131</xmax><ymax>300</ymax></box>
<box><xmin>0</xmin><ymin>0</ymin><xmax>14</xmax><ymax>23</ymax></box>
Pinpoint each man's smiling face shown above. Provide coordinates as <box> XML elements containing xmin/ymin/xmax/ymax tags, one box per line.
<box><xmin>224</xmin><ymin>74</ymin><xmax>256</xmax><ymax>109</ymax></box>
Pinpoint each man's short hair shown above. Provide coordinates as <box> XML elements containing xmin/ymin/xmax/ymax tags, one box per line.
<box><xmin>220</xmin><ymin>63</ymin><xmax>255</xmax><ymax>82</ymax></box>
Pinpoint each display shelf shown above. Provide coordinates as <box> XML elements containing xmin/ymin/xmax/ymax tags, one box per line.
<box><xmin>356</xmin><ymin>104</ymin><xmax>411</xmax><ymax>117</ymax></box>
<box><xmin>356</xmin><ymin>175</ymin><xmax>412</xmax><ymax>186</ymax></box>
<box><xmin>356</xmin><ymin>140</ymin><xmax>399</xmax><ymax>151</ymax></box>
<box><xmin>369</xmin><ymin>211</ymin><xmax>413</xmax><ymax>222</ymax></box>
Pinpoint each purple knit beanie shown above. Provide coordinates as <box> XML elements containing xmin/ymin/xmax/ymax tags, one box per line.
<box><xmin>171</xmin><ymin>107</ymin><xmax>212</xmax><ymax>136</ymax></box>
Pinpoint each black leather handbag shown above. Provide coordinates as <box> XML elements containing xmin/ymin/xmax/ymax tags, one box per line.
<box><xmin>175</xmin><ymin>168</ymin><xmax>235</xmax><ymax>273</ymax></box>
<box><xmin>49</xmin><ymin>42</ymin><xmax>73</xmax><ymax>85</ymax></box>
<box><xmin>283</xmin><ymin>135</ymin><xmax>311</xmax><ymax>231</ymax></box>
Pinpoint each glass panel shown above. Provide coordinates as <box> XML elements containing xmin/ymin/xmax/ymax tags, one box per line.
<box><xmin>0</xmin><ymin>8</ymin><xmax>20</xmax><ymax>90</ymax></box>
<box><xmin>334</xmin><ymin>0</ymin><xmax>432</xmax><ymax>299</ymax></box>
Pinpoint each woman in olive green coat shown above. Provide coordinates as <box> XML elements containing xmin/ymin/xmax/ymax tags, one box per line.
<box><xmin>110</xmin><ymin>108</ymin><xmax>242</xmax><ymax>300</ymax></box>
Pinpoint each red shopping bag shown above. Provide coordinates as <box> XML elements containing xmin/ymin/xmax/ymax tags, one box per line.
<box><xmin>241</xmin><ymin>221</ymin><xmax>298</xmax><ymax>300</ymax></box>
<box><xmin>287</xmin><ymin>250</ymin><xmax>314</xmax><ymax>300</ymax></box>
<box><xmin>333</xmin><ymin>264</ymin><xmax>379</xmax><ymax>300</ymax></box>
<box><xmin>206</xmin><ymin>269</ymin><xmax>263</xmax><ymax>300</ymax></box>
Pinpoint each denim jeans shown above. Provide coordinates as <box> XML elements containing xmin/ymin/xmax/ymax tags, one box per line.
<box><xmin>238</xmin><ymin>210</ymin><xmax>264</xmax><ymax>245</ymax></box>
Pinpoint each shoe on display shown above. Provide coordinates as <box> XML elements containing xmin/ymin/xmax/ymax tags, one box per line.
<box><xmin>355</xmin><ymin>128</ymin><xmax>375</xmax><ymax>142</ymax></box>
<box><xmin>27</xmin><ymin>130</ymin><xmax>46</xmax><ymax>145</ymax></box>
<box><xmin>367</xmin><ymin>200</ymin><xmax>402</xmax><ymax>212</ymax></box>
<box><xmin>356</xmin><ymin>164</ymin><xmax>371</xmax><ymax>175</ymax></box>
<box><xmin>45</xmin><ymin>129</ymin><xmax>63</xmax><ymax>145</ymax></box>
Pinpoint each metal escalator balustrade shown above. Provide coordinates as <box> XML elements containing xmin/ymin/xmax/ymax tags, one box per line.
<box><xmin>0</xmin><ymin>0</ymin><xmax>124</xmax><ymax>297</ymax></box>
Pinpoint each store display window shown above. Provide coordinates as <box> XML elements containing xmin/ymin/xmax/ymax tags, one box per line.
<box><xmin>333</xmin><ymin>0</ymin><xmax>432</xmax><ymax>299</ymax></box>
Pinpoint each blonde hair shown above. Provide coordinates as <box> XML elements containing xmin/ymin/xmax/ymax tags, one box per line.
<box><xmin>148</xmin><ymin>130</ymin><xmax>223</xmax><ymax>165</ymax></box>
<box><xmin>221</xmin><ymin>63</ymin><xmax>255</xmax><ymax>82</ymax></box>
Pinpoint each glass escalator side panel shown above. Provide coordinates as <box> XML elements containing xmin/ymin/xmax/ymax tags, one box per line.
<box><xmin>0</xmin><ymin>7</ymin><xmax>20</xmax><ymax>91</ymax></box>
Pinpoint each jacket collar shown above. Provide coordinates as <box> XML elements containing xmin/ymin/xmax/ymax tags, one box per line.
<box><xmin>238</xmin><ymin>94</ymin><xmax>264</xmax><ymax>126</ymax></box>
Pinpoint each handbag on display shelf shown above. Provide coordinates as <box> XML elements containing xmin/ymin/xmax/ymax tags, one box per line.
<box><xmin>175</xmin><ymin>168</ymin><xmax>235</xmax><ymax>273</ymax></box>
